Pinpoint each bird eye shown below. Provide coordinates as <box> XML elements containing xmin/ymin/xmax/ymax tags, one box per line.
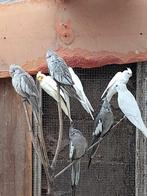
<box><xmin>72</xmin><ymin>132</ymin><xmax>76</xmax><ymax>136</ymax></box>
<box><xmin>47</xmin><ymin>54</ymin><xmax>52</xmax><ymax>58</ymax></box>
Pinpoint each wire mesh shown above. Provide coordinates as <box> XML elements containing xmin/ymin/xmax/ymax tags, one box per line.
<box><xmin>40</xmin><ymin>64</ymin><xmax>136</xmax><ymax>196</ymax></box>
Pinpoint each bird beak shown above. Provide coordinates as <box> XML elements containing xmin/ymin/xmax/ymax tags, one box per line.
<box><xmin>9</xmin><ymin>70</ymin><xmax>13</xmax><ymax>77</ymax></box>
<box><xmin>36</xmin><ymin>75</ymin><xmax>43</xmax><ymax>81</ymax></box>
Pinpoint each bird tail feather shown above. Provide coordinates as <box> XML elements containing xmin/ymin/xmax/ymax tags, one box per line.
<box><xmin>88</xmin><ymin>135</ymin><xmax>100</xmax><ymax>168</ymax></box>
<box><xmin>84</xmin><ymin>95</ymin><xmax>94</xmax><ymax>112</ymax></box>
<box><xmin>29</xmin><ymin>96</ymin><xmax>40</xmax><ymax>124</ymax></box>
<box><xmin>71</xmin><ymin>160</ymin><xmax>80</xmax><ymax>192</ymax></box>
<box><xmin>141</xmin><ymin>127</ymin><xmax>147</xmax><ymax>137</ymax></box>
<box><xmin>62</xmin><ymin>85</ymin><xmax>80</xmax><ymax>100</ymax></box>
<box><xmin>80</xmin><ymin>100</ymin><xmax>94</xmax><ymax>120</ymax></box>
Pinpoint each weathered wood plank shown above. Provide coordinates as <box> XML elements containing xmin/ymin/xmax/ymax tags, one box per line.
<box><xmin>0</xmin><ymin>78</ymin><xmax>32</xmax><ymax>196</ymax></box>
<box><xmin>136</xmin><ymin>63</ymin><xmax>147</xmax><ymax>196</ymax></box>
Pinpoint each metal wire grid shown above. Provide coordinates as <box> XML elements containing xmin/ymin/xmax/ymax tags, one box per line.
<box><xmin>40</xmin><ymin>64</ymin><xmax>136</xmax><ymax>196</ymax></box>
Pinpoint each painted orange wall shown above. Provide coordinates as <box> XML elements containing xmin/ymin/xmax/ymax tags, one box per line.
<box><xmin>0</xmin><ymin>0</ymin><xmax>147</xmax><ymax>78</ymax></box>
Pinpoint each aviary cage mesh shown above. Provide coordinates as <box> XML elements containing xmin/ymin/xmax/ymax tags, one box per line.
<box><xmin>40</xmin><ymin>64</ymin><xmax>136</xmax><ymax>196</ymax></box>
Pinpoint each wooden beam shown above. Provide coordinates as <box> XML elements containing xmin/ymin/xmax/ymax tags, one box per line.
<box><xmin>0</xmin><ymin>78</ymin><xmax>32</xmax><ymax>196</ymax></box>
<box><xmin>136</xmin><ymin>62</ymin><xmax>147</xmax><ymax>196</ymax></box>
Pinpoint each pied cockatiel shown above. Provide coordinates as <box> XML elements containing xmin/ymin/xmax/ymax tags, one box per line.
<box><xmin>88</xmin><ymin>98</ymin><xmax>114</xmax><ymax>168</ymax></box>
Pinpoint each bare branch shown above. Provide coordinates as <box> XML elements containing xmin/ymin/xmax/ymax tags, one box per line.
<box><xmin>54</xmin><ymin>116</ymin><xmax>125</xmax><ymax>179</ymax></box>
<box><xmin>51</xmin><ymin>83</ymin><xmax>63</xmax><ymax>170</ymax></box>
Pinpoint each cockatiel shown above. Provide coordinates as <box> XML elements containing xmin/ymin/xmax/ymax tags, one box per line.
<box><xmin>9</xmin><ymin>64</ymin><xmax>51</xmax><ymax>193</ymax></box>
<box><xmin>88</xmin><ymin>98</ymin><xmax>114</xmax><ymax>168</ymax></box>
<box><xmin>115</xmin><ymin>83</ymin><xmax>147</xmax><ymax>137</ymax></box>
<box><xmin>46</xmin><ymin>49</ymin><xmax>80</xmax><ymax>100</ymax></box>
<box><xmin>36</xmin><ymin>71</ymin><xmax>72</xmax><ymax>121</ymax></box>
<box><xmin>69</xmin><ymin>125</ymin><xmax>88</xmax><ymax>196</ymax></box>
<box><xmin>9</xmin><ymin>64</ymin><xmax>40</xmax><ymax>123</ymax></box>
<box><xmin>101</xmin><ymin>68</ymin><xmax>132</xmax><ymax>102</ymax></box>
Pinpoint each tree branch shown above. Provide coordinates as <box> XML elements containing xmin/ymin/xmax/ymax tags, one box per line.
<box><xmin>51</xmin><ymin>83</ymin><xmax>63</xmax><ymax>170</ymax></box>
<box><xmin>54</xmin><ymin>116</ymin><xmax>125</xmax><ymax>179</ymax></box>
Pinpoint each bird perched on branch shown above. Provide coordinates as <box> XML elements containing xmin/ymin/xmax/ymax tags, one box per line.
<box><xmin>88</xmin><ymin>98</ymin><xmax>114</xmax><ymax>168</ymax></box>
<box><xmin>101</xmin><ymin>68</ymin><xmax>132</xmax><ymax>102</ymax></box>
<box><xmin>46</xmin><ymin>49</ymin><xmax>80</xmax><ymax>100</ymax></box>
<box><xmin>68</xmin><ymin>67</ymin><xmax>94</xmax><ymax>120</ymax></box>
<box><xmin>69</xmin><ymin>124</ymin><xmax>88</xmax><ymax>196</ymax></box>
<box><xmin>9</xmin><ymin>64</ymin><xmax>51</xmax><ymax>193</ymax></box>
<box><xmin>36</xmin><ymin>71</ymin><xmax>72</xmax><ymax>121</ymax></box>
<box><xmin>9</xmin><ymin>64</ymin><xmax>40</xmax><ymax>123</ymax></box>
<box><xmin>115</xmin><ymin>83</ymin><xmax>147</xmax><ymax>137</ymax></box>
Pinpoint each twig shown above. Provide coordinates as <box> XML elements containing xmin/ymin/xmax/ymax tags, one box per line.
<box><xmin>51</xmin><ymin>83</ymin><xmax>63</xmax><ymax>170</ymax></box>
<box><xmin>54</xmin><ymin>161</ymin><xmax>76</xmax><ymax>179</ymax></box>
<box><xmin>54</xmin><ymin>116</ymin><xmax>125</xmax><ymax>179</ymax></box>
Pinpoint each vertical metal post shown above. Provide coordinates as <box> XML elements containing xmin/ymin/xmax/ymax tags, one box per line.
<box><xmin>136</xmin><ymin>62</ymin><xmax>147</xmax><ymax>196</ymax></box>
<box><xmin>33</xmin><ymin>81</ymin><xmax>42</xmax><ymax>196</ymax></box>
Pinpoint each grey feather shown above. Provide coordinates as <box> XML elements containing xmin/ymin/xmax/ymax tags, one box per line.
<box><xmin>71</xmin><ymin>160</ymin><xmax>80</xmax><ymax>186</ymax></box>
<box><xmin>9</xmin><ymin>64</ymin><xmax>40</xmax><ymax>123</ymax></box>
<box><xmin>88</xmin><ymin>98</ymin><xmax>114</xmax><ymax>167</ymax></box>
<box><xmin>46</xmin><ymin>49</ymin><xmax>74</xmax><ymax>85</ymax></box>
<box><xmin>46</xmin><ymin>49</ymin><xmax>80</xmax><ymax>100</ymax></box>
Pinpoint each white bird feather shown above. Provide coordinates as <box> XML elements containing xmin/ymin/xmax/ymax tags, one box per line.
<box><xmin>115</xmin><ymin>83</ymin><xmax>147</xmax><ymax>137</ymax></box>
<box><xmin>68</xmin><ymin>67</ymin><xmax>94</xmax><ymax>120</ymax></box>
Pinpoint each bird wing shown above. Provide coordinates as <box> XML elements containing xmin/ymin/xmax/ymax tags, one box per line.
<box><xmin>118</xmin><ymin>90</ymin><xmax>141</xmax><ymax>118</ymax></box>
<box><xmin>20</xmin><ymin>73</ymin><xmax>39</xmax><ymax>98</ymax></box>
<box><xmin>69</xmin><ymin>67</ymin><xmax>94</xmax><ymax>118</ymax></box>
<box><xmin>118</xmin><ymin>90</ymin><xmax>147</xmax><ymax>132</ymax></box>
<box><xmin>69</xmin><ymin>141</ymin><xmax>75</xmax><ymax>160</ymax></box>
<box><xmin>101</xmin><ymin>72</ymin><xmax>122</xmax><ymax>99</ymax></box>
<box><xmin>51</xmin><ymin>57</ymin><xmax>74</xmax><ymax>85</ymax></box>
<box><xmin>40</xmin><ymin>77</ymin><xmax>71</xmax><ymax>120</ymax></box>
<box><xmin>93</xmin><ymin>119</ymin><xmax>103</xmax><ymax>136</ymax></box>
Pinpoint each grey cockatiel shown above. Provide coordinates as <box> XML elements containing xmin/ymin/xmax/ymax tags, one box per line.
<box><xmin>88</xmin><ymin>98</ymin><xmax>114</xmax><ymax>168</ymax></box>
<box><xmin>9</xmin><ymin>64</ymin><xmax>40</xmax><ymax>123</ymax></box>
<box><xmin>69</xmin><ymin>124</ymin><xmax>88</xmax><ymax>196</ymax></box>
<box><xmin>46</xmin><ymin>49</ymin><xmax>80</xmax><ymax>100</ymax></box>
<box><xmin>9</xmin><ymin>64</ymin><xmax>51</xmax><ymax>193</ymax></box>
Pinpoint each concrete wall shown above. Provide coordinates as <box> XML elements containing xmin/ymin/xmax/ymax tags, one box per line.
<box><xmin>0</xmin><ymin>0</ymin><xmax>147</xmax><ymax>77</ymax></box>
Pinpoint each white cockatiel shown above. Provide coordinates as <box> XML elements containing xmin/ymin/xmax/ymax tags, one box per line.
<box><xmin>115</xmin><ymin>83</ymin><xmax>147</xmax><ymax>137</ymax></box>
<box><xmin>36</xmin><ymin>71</ymin><xmax>72</xmax><ymax>121</ymax></box>
<box><xmin>68</xmin><ymin>67</ymin><xmax>94</xmax><ymax>120</ymax></box>
<box><xmin>101</xmin><ymin>68</ymin><xmax>132</xmax><ymax>102</ymax></box>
